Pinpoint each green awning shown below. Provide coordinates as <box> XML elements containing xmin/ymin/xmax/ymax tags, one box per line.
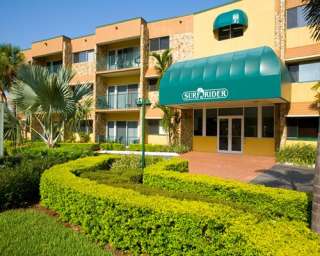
<box><xmin>159</xmin><ymin>47</ymin><xmax>284</xmax><ymax>106</ymax></box>
<box><xmin>213</xmin><ymin>9</ymin><xmax>248</xmax><ymax>30</ymax></box>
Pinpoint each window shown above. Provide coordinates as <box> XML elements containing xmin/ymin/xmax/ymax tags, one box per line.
<box><xmin>287</xmin><ymin>117</ymin><xmax>318</xmax><ymax>139</ymax></box>
<box><xmin>107</xmin><ymin>121</ymin><xmax>139</xmax><ymax>145</ymax></box>
<box><xmin>107</xmin><ymin>47</ymin><xmax>140</xmax><ymax>70</ymax></box>
<box><xmin>148</xmin><ymin>78</ymin><xmax>158</xmax><ymax>92</ymax></box>
<box><xmin>149</xmin><ymin>36</ymin><xmax>170</xmax><ymax>51</ymax></box>
<box><xmin>79</xmin><ymin>120</ymin><xmax>93</xmax><ymax>133</ymax></box>
<box><xmin>46</xmin><ymin>60</ymin><xmax>62</xmax><ymax>73</ymax></box>
<box><xmin>287</xmin><ymin>5</ymin><xmax>308</xmax><ymax>29</ymax></box>
<box><xmin>206</xmin><ymin>109</ymin><xmax>217</xmax><ymax>136</ymax></box>
<box><xmin>148</xmin><ymin>120</ymin><xmax>160</xmax><ymax>135</ymax></box>
<box><xmin>73</xmin><ymin>50</ymin><xmax>94</xmax><ymax>63</ymax></box>
<box><xmin>106</xmin><ymin>84</ymin><xmax>138</xmax><ymax>109</ymax></box>
<box><xmin>288</xmin><ymin>61</ymin><xmax>320</xmax><ymax>82</ymax></box>
<box><xmin>244</xmin><ymin>107</ymin><xmax>258</xmax><ymax>137</ymax></box>
<box><xmin>217</xmin><ymin>24</ymin><xmax>244</xmax><ymax>41</ymax></box>
<box><xmin>194</xmin><ymin>109</ymin><xmax>203</xmax><ymax>136</ymax></box>
<box><xmin>262</xmin><ymin>106</ymin><xmax>274</xmax><ymax>138</ymax></box>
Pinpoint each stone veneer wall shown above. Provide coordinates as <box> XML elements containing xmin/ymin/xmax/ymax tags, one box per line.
<box><xmin>274</xmin><ymin>0</ymin><xmax>286</xmax><ymax>59</ymax></box>
<box><xmin>62</xmin><ymin>39</ymin><xmax>72</xmax><ymax>68</ymax></box>
<box><xmin>72</xmin><ymin>60</ymin><xmax>96</xmax><ymax>82</ymax></box>
<box><xmin>275</xmin><ymin>103</ymin><xmax>289</xmax><ymax>150</ymax></box>
<box><xmin>148</xmin><ymin>32</ymin><xmax>194</xmax><ymax>67</ymax></box>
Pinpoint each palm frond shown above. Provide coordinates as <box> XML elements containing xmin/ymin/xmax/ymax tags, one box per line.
<box><xmin>304</xmin><ymin>0</ymin><xmax>320</xmax><ymax>41</ymax></box>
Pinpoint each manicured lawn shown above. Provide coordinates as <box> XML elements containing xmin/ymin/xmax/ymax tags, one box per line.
<box><xmin>0</xmin><ymin>209</ymin><xmax>111</xmax><ymax>256</ymax></box>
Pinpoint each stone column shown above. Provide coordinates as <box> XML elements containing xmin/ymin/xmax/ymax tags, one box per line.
<box><xmin>62</xmin><ymin>38</ymin><xmax>72</xmax><ymax>68</ymax></box>
<box><xmin>180</xmin><ymin>109</ymin><xmax>193</xmax><ymax>149</ymax></box>
<box><xmin>275</xmin><ymin>103</ymin><xmax>289</xmax><ymax>151</ymax></box>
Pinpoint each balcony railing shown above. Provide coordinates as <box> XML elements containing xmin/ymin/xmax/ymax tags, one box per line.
<box><xmin>97</xmin><ymin>57</ymin><xmax>140</xmax><ymax>71</ymax></box>
<box><xmin>96</xmin><ymin>92</ymin><xmax>139</xmax><ymax>110</ymax></box>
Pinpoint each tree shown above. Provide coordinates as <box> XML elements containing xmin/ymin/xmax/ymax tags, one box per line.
<box><xmin>11</xmin><ymin>64</ymin><xmax>91</xmax><ymax>148</ymax></box>
<box><xmin>150</xmin><ymin>49</ymin><xmax>180</xmax><ymax>145</ymax></box>
<box><xmin>0</xmin><ymin>44</ymin><xmax>25</xmax><ymax>103</ymax></box>
<box><xmin>304</xmin><ymin>0</ymin><xmax>320</xmax><ymax>233</ymax></box>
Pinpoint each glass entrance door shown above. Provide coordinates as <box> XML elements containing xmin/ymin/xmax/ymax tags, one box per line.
<box><xmin>218</xmin><ymin>117</ymin><xmax>243</xmax><ymax>153</ymax></box>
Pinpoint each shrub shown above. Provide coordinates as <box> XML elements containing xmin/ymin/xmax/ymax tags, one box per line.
<box><xmin>81</xmin><ymin>155</ymin><xmax>163</xmax><ymax>184</ymax></box>
<box><xmin>99</xmin><ymin>143</ymin><xmax>125</xmax><ymax>151</ymax></box>
<box><xmin>78</xmin><ymin>132</ymin><xmax>91</xmax><ymax>143</ymax></box>
<box><xmin>144</xmin><ymin>160</ymin><xmax>310</xmax><ymax>222</ymax></box>
<box><xmin>0</xmin><ymin>143</ymin><xmax>97</xmax><ymax>211</ymax></box>
<box><xmin>40</xmin><ymin>156</ymin><xmax>320</xmax><ymax>255</ymax></box>
<box><xmin>276</xmin><ymin>144</ymin><xmax>316</xmax><ymax>167</ymax></box>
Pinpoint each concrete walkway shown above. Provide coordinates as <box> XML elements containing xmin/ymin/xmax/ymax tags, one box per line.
<box><xmin>181</xmin><ymin>152</ymin><xmax>314</xmax><ymax>192</ymax></box>
<box><xmin>181</xmin><ymin>152</ymin><xmax>275</xmax><ymax>182</ymax></box>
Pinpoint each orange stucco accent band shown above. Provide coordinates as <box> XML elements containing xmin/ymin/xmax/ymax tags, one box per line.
<box><xmin>96</xmin><ymin>18</ymin><xmax>142</xmax><ymax>45</ymax></box>
<box><xmin>148</xmin><ymin>15</ymin><xmax>193</xmax><ymax>38</ymax></box>
<box><xmin>287</xmin><ymin>102</ymin><xmax>319</xmax><ymax>116</ymax></box>
<box><xmin>71</xmin><ymin>35</ymin><xmax>96</xmax><ymax>52</ymax></box>
<box><xmin>31</xmin><ymin>36</ymin><xmax>66</xmax><ymax>57</ymax></box>
<box><xmin>286</xmin><ymin>0</ymin><xmax>307</xmax><ymax>9</ymax></box>
<box><xmin>286</xmin><ymin>43</ymin><xmax>320</xmax><ymax>60</ymax></box>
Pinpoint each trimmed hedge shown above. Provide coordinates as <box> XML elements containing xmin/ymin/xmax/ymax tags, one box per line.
<box><xmin>0</xmin><ymin>143</ymin><xmax>97</xmax><ymax>211</ymax></box>
<box><xmin>40</xmin><ymin>156</ymin><xmax>320</xmax><ymax>255</ymax></box>
<box><xmin>144</xmin><ymin>159</ymin><xmax>310</xmax><ymax>222</ymax></box>
<box><xmin>99</xmin><ymin>143</ymin><xmax>125</xmax><ymax>151</ymax></box>
<box><xmin>276</xmin><ymin>143</ymin><xmax>316</xmax><ymax>167</ymax></box>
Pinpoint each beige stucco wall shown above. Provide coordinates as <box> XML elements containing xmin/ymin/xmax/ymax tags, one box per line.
<box><xmin>193</xmin><ymin>0</ymin><xmax>276</xmax><ymax>58</ymax></box>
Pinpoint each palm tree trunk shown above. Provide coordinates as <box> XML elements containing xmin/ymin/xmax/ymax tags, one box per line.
<box><xmin>312</xmin><ymin>117</ymin><xmax>320</xmax><ymax>233</ymax></box>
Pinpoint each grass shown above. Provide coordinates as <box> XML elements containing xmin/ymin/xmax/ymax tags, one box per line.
<box><xmin>0</xmin><ymin>209</ymin><xmax>111</xmax><ymax>256</ymax></box>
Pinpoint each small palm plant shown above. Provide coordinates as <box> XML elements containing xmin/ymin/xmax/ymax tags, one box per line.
<box><xmin>11</xmin><ymin>65</ymin><xmax>92</xmax><ymax>148</ymax></box>
<box><xmin>150</xmin><ymin>49</ymin><xmax>180</xmax><ymax>145</ymax></box>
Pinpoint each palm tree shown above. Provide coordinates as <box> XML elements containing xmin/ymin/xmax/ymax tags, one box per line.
<box><xmin>11</xmin><ymin>65</ymin><xmax>91</xmax><ymax>148</ymax></box>
<box><xmin>0</xmin><ymin>44</ymin><xmax>25</xmax><ymax>103</ymax></box>
<box><xmin>151</xmin><ymin>49</ymin><xmax>180</xmax><ymax>145</ymax></box>
<box><xmin>304</xmin><ymin>0</ymin><xmax>320</xmax><ymax>41</ymax></box>
<box><xmin>304</xmin><ymin>0</ymin><xmax>320</xmax><ymax>233</ymax></box>
<box><xmin>65</xmin><ymin>91</ymin><xmax>93</xmax><ymax>141</ymax></box>
<box><xmin>150</xmin><ymin>49</ymin><xmax>173</xmax><ymax>84</ymax></box>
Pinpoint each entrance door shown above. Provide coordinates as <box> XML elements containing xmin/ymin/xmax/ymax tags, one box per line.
<box><xmin>218</xmin><ymin>117</ymin><xmax>243</xmax><ymax>153</ymax></box>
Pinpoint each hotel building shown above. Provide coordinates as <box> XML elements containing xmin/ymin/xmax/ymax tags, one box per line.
<box><xmin>23</xmin><ymin>0</ymin><xmax>320</xmax><ymax>156</ymax></box>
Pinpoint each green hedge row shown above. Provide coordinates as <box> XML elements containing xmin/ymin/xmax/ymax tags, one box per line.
<box><xmin>40</xmin><ymin>156</ymin><xmax>320</xmax><ymax>255</ymax></box>
<box><xmin>276</xmin><ymin>143</ymin><xmax>316</xmax><ymax>167</ymax></box>
<box><xmin>99</xmin><ymin>143</ymin><xmax>126</xmax><ymax>151</ymax></box>
<box><xmin>144</xmin><ymin>160</ymin><xmax>310</xmax><ymax>222</ymax></box>
<box><xmin>128</xmin><ymin>144</ymin><xmax>190</xmax><ymax>153</ymax></box>
<box><xmin>0</xmin><ymin>143</ymin><xmax>97</xmax><ymax>211</ymax></box>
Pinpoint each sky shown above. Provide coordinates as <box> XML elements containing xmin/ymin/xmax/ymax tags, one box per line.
<box><xmin>0</xmin><ymin>0</ymin><xmax>231</xmax><ymax>50</ymax></box>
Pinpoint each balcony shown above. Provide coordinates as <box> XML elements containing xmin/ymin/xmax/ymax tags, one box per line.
<box><xmin>97</xmin><ymin>47</ymin><xmax>140</xmax><ymax>72</ymax></box>
<box><xmin>96</xmin><ymin>92</ymin><xmax>139</xmax><ymax>110</ymax></box>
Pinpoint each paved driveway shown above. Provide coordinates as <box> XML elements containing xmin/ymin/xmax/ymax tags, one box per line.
<box><xmin>181</xmin><ymin>152</ymin><xmax>314</xmax><ymax>192</ymax></box>
<box><xmin>251</xmin><ymin>165</ymin><xmax>314</xmax><ymax>192</ymax></box>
